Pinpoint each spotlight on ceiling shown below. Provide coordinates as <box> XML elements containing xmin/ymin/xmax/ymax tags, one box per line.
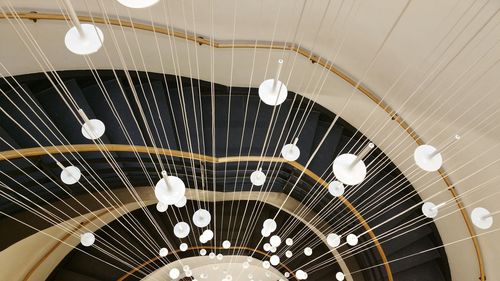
<box><xmin>333</xmin><ymin>143</ymin><xmax>374</xmax><ymax>185</ymax></box>
<box><xmin>116</xmin><ymin>0</ymin><xmax>159</xmax><ymax>9</ymax></box>
<box><xmin>259</xmin><ymin>59</ymin><xmax>288</xmax><ymax>106</ymax></box>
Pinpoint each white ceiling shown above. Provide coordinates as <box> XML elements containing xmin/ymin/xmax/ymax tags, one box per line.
<box><xmin>1</xmin><ymin>0</ymin><xmax>499</xmax><ymax>280</ymax></box>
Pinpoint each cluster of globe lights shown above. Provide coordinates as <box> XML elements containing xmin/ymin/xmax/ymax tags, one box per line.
<box><xmin>59</xmin><ymin>1</ymin><xmax>497</xmax><ymax>278</ymax></box>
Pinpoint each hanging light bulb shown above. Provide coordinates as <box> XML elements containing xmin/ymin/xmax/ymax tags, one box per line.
<box><xmin>259</xmin><ymin>59</ymin><xmax>288</xmax><ymax>106</ymax></box>
<box><xmin>159</xmin><ymin>247</ymin><xmax>169</xmax><ymax>257</ymax></box>
<box><xmin>155</xmin><ymin>171</ymin><xmax>186</xmax><ymax>205</ymax></box>
<box><xmin>263</xmin><ymin>218</ymin><xmax>277</xmax><ymax>232</ymax></box>
<box><xmin>116</xmin><ymin>0</ymin><xmax>159</xmax><ymax>8</ymax></box>
<box><xmin>296</xmin><ymin>270</ymin><xmax>308</xmax><ymax>280</ymax></box>
<box><xmin>180</xmin><ymin>243</ymin><xmax>188</xmax><ymax>252</ymax></box>
<box><xmin>414</xmin><ymin>135</ymin><xmax>460</xmax><ymax>172</ymax></box>
<box><xmin>336</xmin><ymin>272</ymin><xmax>345</xmax><ymax>281</ymax></box>
<box><xmin>250</xmin><ymin>168</ymin><xmax>266</xmax><ymax>186</ymax></box>
<box><xmin>327</xmin><ymin>233</ymin><xmax>341</xmax><ymax>247</ymax></box>
<box><xmin>346</xmin><ymin>234</ymin><xmax>358</xmax><ymax>246</ymax></box>
<box><xmin>269</xmin><ymin>235</ymin><xmax>281</xmax><ymax>247</ymax></box>
<box><xmin>200</xmin><ymin>249</ymin><xmax>207</xmax><ymax>256</ymax></box>
<box><xmin>421</xmin><ymin>201</ymin><xmax>445</xmax><ymax>219</ymax></box>
<box><xmin>174</xmin><ymin>196</ymin><xmax>187</xmax><ymax>208</ymax></box>
<box><xmin>261</xmin><ymin>228</ymin><xmax>271</xmax><ymax>237</ymax></box>
<box><xmin>169</xmin><ymin>268</ymin><xmax>180</xmax><ymax>279</ymax></box>
<box><xmin>62</xmin><ymin>0</ymin><xmax>103</xmax><ymax>55</ymax></box>
<box><xmin>332</xmin><ymin>143</ymin><xmax>374</xmax><ymax>185</ymax></box>
<box><xmin>281</xmin><ymin>138</ymin><xmax>300</xmax><ymax>161</ymax></box>
<box><xmin>270</xmin><ymin>255</ymin><xmax>280</xmax><ymax>266</ymax></box>
<box><xmin>328</xmin><ymin>181</ymin><xmax>345</xmax><ymax>197</ymax></box>
<box><xmin>285</xmin><ymin>237</ymin><xmax>293</xmax><ymax>246</ymax></box>
<box><xmin>156</xmin><ymin>201</ymin><xmax>168</xmax><ymax>212</ymax></box>
<box><xmin>471</xmin><ymin>207</ymin><xmax>494</xmax><ymax>230</ymax></box>
<box><xmin>173</xmin><ymin>221</ymin><xmax>190</xmax><ymax>238</ymax></box>
<box><xmin>58</xmin><ymin>162</ymin><xmax>81</xmax><ymax>185</ymax></box>
<box><xmin>193</xmin><ymin>209</ymin><xmax>212</xmax><ymax>227</ymax></box>
<box><xmin>263</xmin><ymin>243</ymin><xmax>272</xmax><ymax>251</ymax></box>
<box><xmin>285</xmin><ymin>250</ymin><xmax>292</xmax><ymax>258</ymax></box>
<box><xmin>78</xmin><ymin>109</ymin><xmax>106</xmax><ymax>140</ymax></box>
<box><xmin>80</xmin><ymin>232</ymin><xmax>95</xmax><ymax>247</ymax></box>
<box><xmin>222</xmin><ymin>240</ymin><xmax>231</xmax><ymax>249</ymax></box>
<box><xmin>304</xmin><ymin>247</ymin><xmax>312</xmax><ymax>256</ymax></box>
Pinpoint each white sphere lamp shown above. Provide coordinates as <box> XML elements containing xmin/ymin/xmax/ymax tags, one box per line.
<box><xmin>346</xmin><ymin>234</ymin><xmax>358</xmax><ymax>246</ymax></box>
<box><xmin>180</xmin><ymin>243</ymin><xmax>188</xmax><ymax>252</ymax></box>
<box><xmin>222</xmin><ymin>240</ymin><xmax>231</xmax><ymax>249</ymax></box>
<box><xmin>59</xmin><ymin>163</ymin><xmax>81</xmax><ymax>185</ymax></box>
<box><xmin>333</xmin><ymin>143</ymin><xmax>374</xmax><ymax>185</ymax></box>
<box><xmin>80</xmin><ymin>232</ymin><xmax>95</xmax><ymax>247</ymax></box>
<box><xmin>270</xmin><ymin>255</ymin><xmax>280</xmax><ymax>266</ymax></box>
<box><xmin>296</xmin><ymin>270</ymin><xmax>308</xmax><ymax>280</ymax></box>
<box><xmin>281</xmin><ymin>138</ymin><xmax>300</xmax><ymax>161</ymax></box>
<box><xmin>156</xmin><ymin>201</ymin><xmax>168</xmax><ymax>212</ymax></box>
<box><xmin>202</xmin><ymin>229</ymin><xmax>214</xmax><ymax>241</ymax></box>
<box><xmin>169</xmin><ymin>268</ymin><xmax>180</xmax><ymax>279</ymax></box>
<box><xmin>78</xmin><ymin>109</ymin><xmax>105</xmax><ymax>140</ymax></box>
<box><xmin>159</xmin><ymin>247</ymin><xmax>169</xmax><ymax>257</ymax></box>
<box><xmin>261</xmin><ymin>228</ymin><xmax>271</xmax><ymax>237</ymax></box>
<box><xmin>175</xmin><ymin>196</ymin><xmax>187</xmax><ymax>208</ymax></box>
<box><xmin>336</xmin><ymin>272</ymin><xmax>345</xmax><ymax>281</ymax></box>
<box><xmin>200</xmin><ymin>249</ymin><xmax>207</xmax><ymax>256</ymax></box>
<box><xmin>327</xmin><ymin>233</ymin><xmax>341</xmax><ymax>247</ymax></box>
<box><xmin>116</xmin><ymin>0</ymin><xmax>159</xmax><ymax>8</ymax></box>
<box><xmin>251</xmin><ymin>168</ymin><xmax>266</xmax><ymax>186</ymax></box>
<box><xmin>65</xmin><ymin>24</ymin><xmax>103</xmax><ymax>55</ymax></box>
<box><xmin>269</xmin><ymin>235</ymin><xmax>281</xmax><ymax>247</ymax></box>
<box><xmin>155</xmin><ymin>171</ymin><xmax>186</xmax><ymax>205</ymax></box>
<box><xmin>173</xmin><ymin>221</ymin><xmax>190</xmax><ymax>238</ymax></box>
<box><xmin>471</xmin><ymin>207</ymin><xmax>494</xmax><ymax>230</ymax></box>
<box><xmin>259</xmin><ymin>59</ymin><xmax>288</xmax><ymax>106</ymax></box>
<box><xmin>422</xmin><ymin>201</ymin><xmax>445</xmax><ymax>219</ymax></box>
<box><xmin>328</xmin><ymin>181</ymin><xmax>345</xmax><ymax>197</ymax></box>
<box><xmin>193</xmin><ymin>209</ymin><xmax>212</xmax><ymax>228</ymax></box>
<box><xmin>285</xmin><ymin>250</ymin><xmax>292</xmax><ymax>258</ymax></box>
<box><xmin>285</xmin><ymin>237</ymin><xmax>293</xmax><ymax>246</ymax></box>
<box><xmin>263</xmin><ymin>218</ymin><xmax>277</xmax><ymax>232</ymax></box>
<box><xmin>304</xmin><ymin>247</ymin><xmax>312</xmax><ymax>256</ymax></box>
<box><xmin>414</xmin><ymin>135</ymin><xmax>460</xmax><ymax>172</ymax></box>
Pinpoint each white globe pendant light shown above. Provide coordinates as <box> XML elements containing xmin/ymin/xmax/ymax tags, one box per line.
<box><xmin>169</xmin><ymin>268</ymin><xmax>180</xmax><ymax>279</ymax></box>
<box><xmin>259</xmin><ymin>59</ymin><xmax>288</xmax><ymax>106</ymax></box>
<box><xmin>263</xmin><ymin>243</ymin><xmax>272</xmax><ymax>251</ymax></box>
<box><xmin>296</xmin><ymin>270</ymin><xmax>308</xmax><ymax>280</ymax></box>
<box><xmin>200</xmin><ymin>249</ymin><xmax>207</xmax><ymax>256</ymax></box>
<box><xmin>263</xmin><ymin>218</ymin><xmax>277</xmax><ymax>232</ymax></box>
<box><xmin>201</xmin><ymin>229</ymin><xmax>214</xmax><ymax>242</ymax></box>
<box><xmin>285</xmin><ymin>237</ymin><xmax>293</xmax><ymax>246</ymax></box>
<box><xmin>156</xmin><ymin>201</ymin><xmax>168</xmax><ymax>212</ymax></box>
<box><xmin>422</xmin><ymin>201</ymin><xmax>445</xmax><ymax>219</ymax></box>
<box><xmin>304</xmin><ymin>247</ymin><xmax>312</xmax><ymax>256</ymax></box>
<box><xmin>80</xmin><ymin>232</ymin><xmax>95</xmax><ymax>247</ymax></box>
<box><xmin>281</xmin><ymin>138</ymin><xmax>300</xmax><ymax>161</ymax></box>
<box><xmin>79</xmin><ymin>109</ymin><xmax>106</xmax><ymax>140</ymax></box>
<box><xmin>173</xmin><ymin>221</ymin><xmax>190</xmax><ymax>238</ymax></box>
<box><xmin>159</xmin><ymin>247</ymin><xmax>169</xmax><ymax>257</ymax></box>
<box><xmin>269</xmin><ymin>235</ymin><xmax>281</xmax><ymax>247</ymax></box>
<box><xmin>174</xmin><ymin>196</ymin><xmax>187</xmax><ymax>208</ymax></box>
<box><xmin>251</xmin><ymin>168</ymin><xmax>266</xmax><ymax>186</ymax></box>
<box><xmin>285</xmin><ymin>250</ymin><xmax>292</xmax><ymax>258</ymax></box>
<box><xmin>270</xmin><ymin>255</ymin><xmax>280</xmax><ymax>266</ymax></box>
<box><xmin>222</xmin><ymin>240</ymin><xmax>231</xmax><ymax>249</ymax></box>
<box><xmin>328</xmin><ymin>181</ymin><xmax>345</xmax><ymax>197</ymax></box>
<box><xmin>261</xmin><ymin>228</ymin><xmax>271</xmax><ymax>237</ymax></box>
<box><xmin>65</xmin><ymin>24</ymin><xmax>104</xmax><ymax>55</ymax></box>
<box><xmin>262</xmin><ymin>261</ymin><xmax>271</xmax><ymax>269</ymax></box>
<box><xmin>59</xmin><ymin>164</ymin><xmax>81</xmax><ymax>185</ymax></box>
<box><xmin>116</xmin><ymin>0</ymin><xmax>159</xmax><ymax>8</ymax></box>
<box><xmin>217</xmin><ymin>253</ymin><xmax>224</xmax><ymax>260</ymax></box>
<box><xmin>155</xmin><ymin>171</ymin><xmax>186</xmax><ymax>205</ymax></box>
<box><xmin>327</xmin><ymin>233</ymin><xmax>341</xmax><ymax>247</ymax></box>
<box><xmin>333</xmin><ymin>143</ymin><xmax>374</xmax><ymax>185</ymax></box>
<box><xmin>346</xmin><ymin>234</ymin><xmax>358</xmax><ymax>246</ymax></box>
<box><xmin>414</xmin><ymin>145</ymin><xmax>443</xmax><ymax>172</ymax></box>
<box><xmin>193</xmin><ymin>209</ymin><xmax>212</xmax><ymax>228</ymax></box>
<box><xmin>336</xmin><ymin>272</ymin><xmax>345</xmax><ymax>281</ymax></box>
<box><xmin>414</xmin><ymin>135</ymin><xmax>460</xmax><ymax>172</ymax></box>
<box><xmin>209</xmin><ymin>252</ymin><xmax>216</xmax><ymax>259</ymax></box>
<box><xmin>471</xmin><ymin>207</ymin><xmax>494</xmax><ymax>230</ymax></box>
<box><xmin>180</xmin><ymin>243</ymin><xmax>188</xmax><ymax>252</ymax></box>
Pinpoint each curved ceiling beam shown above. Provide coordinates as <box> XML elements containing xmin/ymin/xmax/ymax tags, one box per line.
<box><xmin>1</xmin><ymin>144</ymin><xmax>386</xmax><ymax>281</ymax></box>
<box><xmin>0</xmin><ymin>11</ymin><xmax>484</xmax><ymax>280</ymax></box>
